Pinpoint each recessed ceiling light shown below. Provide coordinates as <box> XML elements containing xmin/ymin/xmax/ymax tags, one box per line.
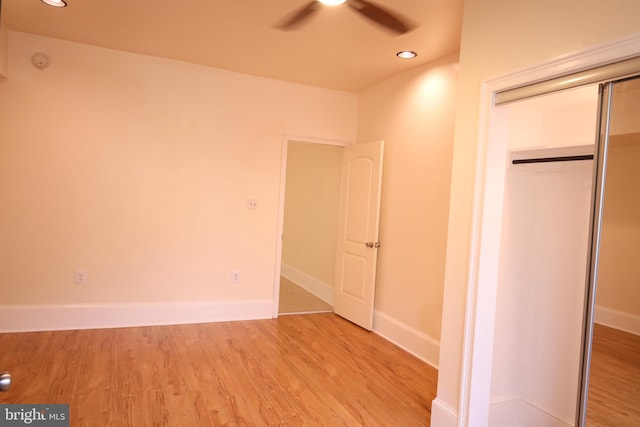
<box><xmin>41</xmin><ymin>0</ymin><xmax>67</xmax><ymax>7</ymax></box>
<box><xmin>318</xmin><ymin>0</ymin><xmax>347</xmax><ymax>5</ymax></box>
<box><xmin>396</xmin><ymin>51</ymin><xmax>417</xmax><ymax>59</ymax></box>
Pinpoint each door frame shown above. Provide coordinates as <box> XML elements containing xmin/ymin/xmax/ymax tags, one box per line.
<box><xmin>272</xmin><ymin>134</ymin><xmax>352</xmax><ymax>318</ymax></box>
<box><xmin>456</xmin><ymin>34</ymin><xmax>640</xmax><ymax>425</ymax></box>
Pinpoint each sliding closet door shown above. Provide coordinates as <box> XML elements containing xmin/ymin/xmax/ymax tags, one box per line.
<box><xmin>580</xmin><ymin>76</ymin><xmax>640</xmax><ymax>426</ymax></box>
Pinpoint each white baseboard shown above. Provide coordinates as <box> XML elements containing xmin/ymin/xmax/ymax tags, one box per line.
<box><xmin>430</xmin><ymin>398</ymin><xmax>458</xmax><ymax>427</ymax></box>
<box><xmin>0</xmin><ymin>299</ymin><xmax>273</xmax><ymax>333</ymax></box>
<box><xmin>372</xmin><ymin>309</ymin><xmax>440</xmax><ymax>369</ymax></box>
<box><xmin>489</xmin><ymin>395</ymin><xmax>522</xmax><ymax>427</ymax></box>
<box><xmin>595</xmin><ymin>305</ymin><xmax>640</xmax><ymax>336</ymax></box>
<box><xmin>489</xmin><ymin>395</ymin><xmax>572</xmax><ymax>427</ymax></box>
<box><xmin>280</xmin><ymin>263</ymin><xmax>333</xmax><ymax>305</ymax></box>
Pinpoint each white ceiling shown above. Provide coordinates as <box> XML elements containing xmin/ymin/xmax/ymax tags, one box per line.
<box><xmin>1</xmin><ymin>0</ymin><xmax>464</xmax><ymax>92</ymax></box>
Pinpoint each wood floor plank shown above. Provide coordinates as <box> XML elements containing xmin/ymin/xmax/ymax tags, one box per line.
<box><xmin>586</xmin><ymin>323</ymin><xmax>640</xmax><ymax>427</ymax></box>
<box><xmin>0</xmin><ymin>314</ymin><xmax>437</xmax><ymax>426</ymax></box>
<box><xmin>278</xmin><ymin>277</ymin><xmax>332</xmax><ymax>314</ymax></box>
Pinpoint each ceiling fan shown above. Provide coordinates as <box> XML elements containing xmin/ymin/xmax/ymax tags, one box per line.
<box><xmin>276</xmin><ymin>0</ymin><xmax>415</xmax><ymax>35</ymax></box>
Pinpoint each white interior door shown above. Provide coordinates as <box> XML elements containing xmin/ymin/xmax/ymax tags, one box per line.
<box><xmin>333</xmin><ymin>140</ymin><xmax>384</xmax><ymax>330</ymax></box>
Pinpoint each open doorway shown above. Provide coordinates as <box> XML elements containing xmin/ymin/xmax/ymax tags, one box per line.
<box><xmin>275</xmin><ymin>137</ymin><xmax>347</xmax><ymax>315</ymax></box>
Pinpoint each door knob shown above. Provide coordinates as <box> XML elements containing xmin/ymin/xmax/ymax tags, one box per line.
<box><xmin>365</xmin><ymin>242</ymin><xmax>381</xmax><ymax>248</ymax></box>
<box><xmin>0</xmin><ymin>372</ymin><xmax>10</xmax><ymax>391</ymax></box>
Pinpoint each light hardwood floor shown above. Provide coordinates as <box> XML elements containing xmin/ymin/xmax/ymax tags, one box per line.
<box><xmin>586</xmin><ymin>323</ymin><xmax>640</xmax><ymax>426</ymax></box>
<box><xmin>0</xmin><ymin>313</ymin><xmax>437</xmax><ymax>426</ymax></box>
<box><xmin>278</xmin><ymin>277</ymin><xmax>332</xmax><ymax>315</ymax></box>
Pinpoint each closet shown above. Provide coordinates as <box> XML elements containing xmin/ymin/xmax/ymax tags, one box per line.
<box><xmin>487</xmin><ymin>72</ymin><xmax>640</xmax><ymax>426</ymax></box>
<box><xmin>489</xmin><ymin>85</ymin><xmax>598</xmax><ymax>425</ymax></box>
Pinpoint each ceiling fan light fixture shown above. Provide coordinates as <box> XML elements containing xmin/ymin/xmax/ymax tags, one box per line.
<box><xmin>41</xmin><ymin>0</ymin><xmax>67</xmax><ymax>7</ymax></box>
<box><xmin>396</xmin><ymin>50</ymin><xmax>417</xmax><ymax>59</ymax></box>
<box><xmin>318</xmin><ymin>0</ymin><xmax>347</xmax><ymax>5</ymax></box>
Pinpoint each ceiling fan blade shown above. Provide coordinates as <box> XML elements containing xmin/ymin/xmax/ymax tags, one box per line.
<box><xmin>347</xmin><ymin>0</ymin><xmax>415</xmax><ymax>35</ymax></box>
<box><xmin>275</xmin><ymin>1</ymin><xmax>321</xmax><ymax>30</ymax></box>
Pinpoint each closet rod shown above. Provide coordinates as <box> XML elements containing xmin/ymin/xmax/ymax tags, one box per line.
<box><xmin>512</xmin><ymin>154</ymin><xmax>594</xmax><ymax>165</ymax></box>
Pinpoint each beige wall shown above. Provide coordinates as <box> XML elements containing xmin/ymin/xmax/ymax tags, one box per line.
<box><xmin>597</xmin><ymin>133</ymin><xmax>640</xmax><ymax>317</ymax></box>
<box><xmin>358</xmin><ymin>53</ymin><xmax>458</xmax><ymax>341</ymax></box>
<box><xmin>0</xmin><ymin>31</ymin><xmax>357</xmax><ymax>306</ymax></box>
<box><xmin>436</xmin><ymin>0</ymin><xmax>640</xmax><ymax>418</ymax></box>
<box><xmin>282</xmin><ymin>142</ymin><xmax>342</xmax><ymax>286</ymax></box>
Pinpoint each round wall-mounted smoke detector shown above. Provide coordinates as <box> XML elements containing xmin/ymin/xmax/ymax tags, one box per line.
<box><xmin>31</xmin><ymin>53</ymin><xmax>51</xmax><ymax>70</ymax></box>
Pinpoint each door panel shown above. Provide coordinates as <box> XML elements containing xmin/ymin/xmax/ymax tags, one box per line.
<box><xmin>581</xmin><ymin>75</ymin><xmax>640</xmax><ymax>426</ymax></box>
<box><xmin>344</xmin><ymin>158</ymin><xmax>373</xmax><ymax>242</ymax></box>
<box><xmin>341</xmin><ymin>253</ymin><xmax>367</xmax><ymax>300</ymax></box>
<box><xmin>333</xmin><ymin>141</ymin><xmax>384</xmax><ymax>330</ymax></box>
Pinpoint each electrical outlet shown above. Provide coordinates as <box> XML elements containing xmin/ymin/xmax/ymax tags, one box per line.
<box><xmin>246</xmin><ymin>199</ymin><xmax>258</xmax><ymax>210</ymax></box>
<box><xmin>74</xmin><ymin>270</ymin><xmax>87</xmax><ymax>285</ymax></box>
<box><xmin>231</xmin><ymin>271</ymin><xmax>240</xmax><ymax>283</ymax></box>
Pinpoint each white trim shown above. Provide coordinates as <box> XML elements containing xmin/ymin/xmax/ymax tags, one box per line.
<box><xmin>458</xmin><ymin>32</ymin><xmax>640</xmax><ymax>427</ymax></box>
<box><xmin>595</xmin><ymin>305</ymin><xmax>640</xmax><ymax>336</ymax></box>
<box><xmin>431</xmin><ymin>398</ymin><xmax>458</xmax><ymax>427</ymax></box>
<box><xmin>272</xmin><ymin>137</ymin><xmax>289</xmax><ymax>318</ymax></box>
<box><xmin>281</xmin><ymin>263</ymin><xmax>334</xmax><ymax>305</ymax></box>
<box><xmin>372</xmin><ymin>309</ymin><xmax>440</xmax><ymax>369</ymax></box>
<box><xmin>486</xmin><ymin>31</ymin><xmax>640</xmax><ymax>95</ymax></box>
<box><xmin>456</xmin><ymin>77</ymin><xmax>511</xmax><ymax>427</ymax></box>
<box><xmin>489</xmin><ymin>395</ymin><xmax>572</xmax><ymax>427</ymax></box>
<box><xmin>0</xmin><ymin>299</ymin><xmax>273</xmax><ymax>333</ymax></box>
<box><xmin>273</xmin><ymin>134</ymin><xmax>351</xmax><ymax>317</ymax></box>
